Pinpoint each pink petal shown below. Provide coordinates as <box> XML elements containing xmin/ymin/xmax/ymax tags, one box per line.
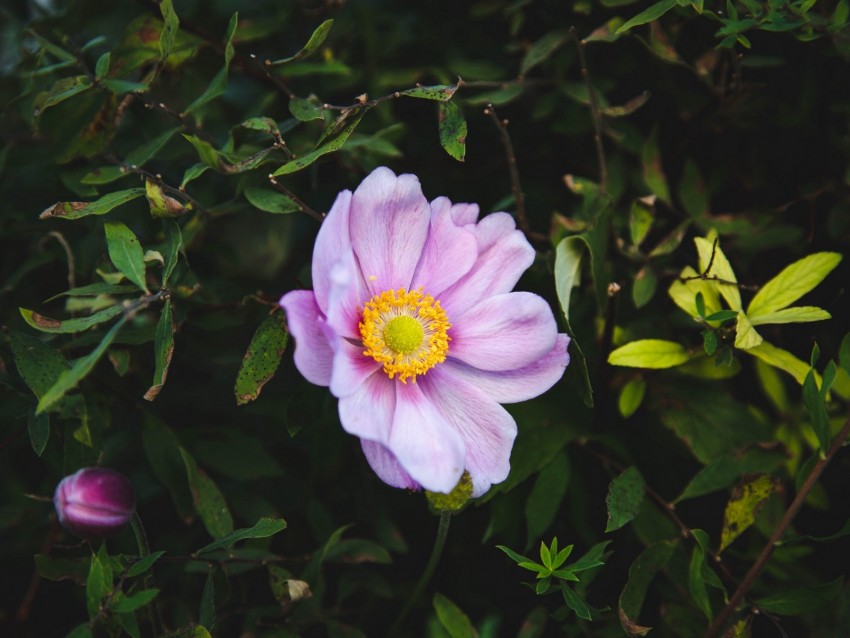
<box><xmin>349</xmin><ymin>167</ymin><xmax>431</xmax><ymax>295</ymax></box>
<box><xmin>449</xmin><ymin>201</ymin><xmax>480</xmax><ymax>226</ymax></box>
<box><xmin>419</xmin><ymin>370</ymin><xmax>517</xmax><ymax>497</ymax></box>
<box><xmin>412</xmin><ymin>197</ymin><xmax>478</xmax><ymax>297</ymax></box>
<box><xmin>312</xmin><ymin>189</ymin><xmax>353</xmax><ymax>313</ymax></box>
<box><xmin>279</xmin><ymin>290</ymin><xmax>334</xmax><ymax>386</ymax></box>
<box><xmin>449</xmin><ymin>292</ymin><xmax>558</xmax><ymax>371</ymax></box>
<box><xmin>387</xmin><ymin>381</ymin><xmax>466</xmax><ymax>493</ymax></box>
<box><xmin>438</xmin><ymin>213</ymin><xmax>535</xmax><ymax>318</ymax></box>
<box><xmin>330</xmin><ymin>339</ymin><xmax>381</xmax><ymax>398</ymax></box>
<box><xmin>444</xmin><ymin>334</ymin><xmax>570</xmax><ymax>403</ymax></box>
<box><xmin>360</xmin><ymin>440</ymin><xmax>420</xmax><ymax>490</ymax></box>
<box><xmin>325</xmin><ymin>249</ymin><xmax>370</xmax><ymax>340</ymax></box>
<box><xmin>338</xmin><ymin>371</ymin><xmax>395</xmax><ymax>440</ymax></box>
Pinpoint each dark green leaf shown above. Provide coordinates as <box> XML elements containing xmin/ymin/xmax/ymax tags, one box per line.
<box><xmin>112</xmin><ymin>589</ymin><xmax>160</xmax><ymax>613</ymax></box>
<box><xmin>142</xmin><ymin>416</ymin><xmax>194</xmax><ymax>521</ymax></box>
<box><xmin>180</xmin><ymin>447</ymin><xmax>234</xmax><ymax>539</ymax></box>
<box><xmin>234</xmin><ymin>313</ymin><xmax>288</xmax><ymax>405</ymax></box>
<box><xmin>323</xmin><ymin>538</ymin><xmax>392</xmax><ymax>564</ymax></box>
<box><xmin>182</xmin><ymin>135</ymin><xmax>221</xmax><ymax>169</ymax></box>
<box><xmin>66</xmin><ymin>624</ymin><xmax>93</xmax><ymax>638</ymax></box>
<box><xmin>36</xmin><ymin>554</ymin><xmax>89</xmax><ymax>584</ymax></box>
<box><xmin>34</xmin><ymin>76</ymin><xmax>93</xmax><ymax>114</ymax></box>
<box><xmin>520</xmin><ymin>30</ymin><xmax>570</xmax><ymax>76</ymax></box>
<box><xmin>525</xmin><ymin>451</ymin><xmax>570</xmax><ymax>547</ymax></box>
<box><xmin>632</xmin><ymin>266</ymin><xmax>657</xmax><ymax>309</ymax></box>
<box><xmin>268</xmin><ymin>19</ymin><xmax>333</xmax><ymax>65</ymax></box>
<box><xmin>199</xmin><ymin>571</ymin><xmax>215</xmax><ymax>630</ymax></box>
<box><xmin>195</xmin><ymin>518</ymin><xmax>287</xmax><ymax>555</ymax></box>
<box><xmin>401</xmin><ymin>84</ymin><xmax>458</xmax><ymax>101</ymax></box>
<box><xmin>289</xmin><ymin>96</ymin><xmax>324</xmax><ymax>121</ymax></box>
<box><xmin>619</xmin><ymin>540</ymin><xmax>678</xmax><ymax>636</ymax></box>
<box><xmin>86</xmin><ymin>545</ymin><xmax>112</xmax><ymax>620</ymax></box>
<box><xmin>676</xmin><ymin>449</ymin><xmax>786</xmax><ymax>502</ymax></box>
<box><xmin>755</xmin><ymin>577</ymin><xmax>843</xmax><ymax>615</ymax></box>
<box><xmin>39</xmin><ymin>188</ymin><xmax>146</xmax><ymax>220</ymax></box>
<box><xmin>144</xmin><ymin>298</ymin><xmax>174</xmax><ymax>401</ymax></box>
<box><xmin>803</xmin><ymin>369</ymin><xmax>830</xmax><ymax>452</ymax></box>
<box><xmin>10</xmin><ymin>332</ymin><xmax>69</xmax><ymax>399</ymax></box>
<box><xmin>101</xmin><ymin>79</ymin><xmax>148</xmax><ymax>94</ymax></box>
<box><xmin>433</xmin><ymin>593</ymin><xmax>475</xmax><ymax>638</ymax></box>
<box><xmin>95</xmin><ymin>52</ymin><xmax>110</xmax><ymax>79</ymax></box>
<box><xmin>566</xmin><ymin>541</ymin><xmax>610</xmax><ymax>574</ymax></box>
<box><xmin>127</xmin><ymin>550</ymin><xmax>166</xmax><ymax>578</ymax></box>
<box><xmin>244</xmin><ymin>187</ymin><xmax>300</xmax><ymax>214</ymax></box>
<box><xmin>272</xmin><ymin>107</ymin><xmax>368</xmax><ymax>175</ymax></box>
<box><xmin>617</xmin><ymin>0</ymin><xmax>679</xmax><ymax>33</ymax></box>
<box><xmin>162</xmin><ymin>219</ymin><xmax>182</xmax><ymax>285</ymax></box>
<box><xmin>688</xmin><ymin>545</ymin><xmax>712</xmax><ymax>621</ymax></box>
<box><xmin>560</xmin><ymin>582</ymin><xmax>592</xmax><ymax>620</ymax></box>
<box><xmin>438</xmin><ymin>100</ymin><xmax>467</xmax><ymax>161</ymax></box>
<box><xmin>19</xmin><ymin>305</ymin><xmax>123</xmax><ymax>334</ymax></box>
<box><xmin>184</xmin><ymin>13</ymin><xmax>238</xmax><ymax>114</ymax></box>
<box><xmin>105</xmin><ymin>221</ymin><xmax>149</xmax><ymax>292</ymax></box>
<box><xmin>28</xmin><ymin>410</ymin><xmax>50</xmax><ymax>456</ymax></box>
<box><xmin>159</xmin><ymin>0</ymin><xmax>180</xmax><ymax>61</ymax></box>
<box><xmin>606</xmin><ymin>467</ymin><xmax>645</xmax><ymax>532</ymax></box>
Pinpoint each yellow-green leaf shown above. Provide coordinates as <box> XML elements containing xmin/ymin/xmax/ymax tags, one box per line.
<box><xmin>734</xmin><ymin>312</ymin><xmax>762</xmax><ymax>350</ymax></box>
<box><xmin>749</xmin><ymin>306</ymin><xmax>831</xmax><ymax>326</ymax></box>
<box><xmin>747</xmin><ymin>252</ymin><xmax>842</xmax><ymax>318</ymax></box>
<box><xmin>747</xmin><ymin>341</ymin><xmax>817</xmax><ymax>386</ymax></box>
<box><xmin>720</xmin><ymin>474</ymin><xmax>778</xmax><ymax>553</ymax></box>
<box><xmin>695</xmin><ymin>235</ymin><xmax>741</xmax><ymax>310</ymax></box>
<box><xmin>668</xmin><ymin>266</ymin><xmax>722</xmax><ymax>319</ymax></box>
<box><xmin>608</xmin><ymin>339</ymin><xmax>689</xmax><ymax>369</ymax></box>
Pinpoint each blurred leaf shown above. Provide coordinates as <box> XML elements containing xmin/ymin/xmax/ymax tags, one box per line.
<box><xmin>105</xmin><ymin>221</ymin><xmax>149</xmax><ymax>293</ymax></box>
<box><xmin>184</xmin><ymin>13</ymin><xmax>238</xmax><ymax>114</ymax></box>
<box><xmin>27</xmin><ymin>410</ymin><xmax>50</xmax><ymax>456</ymax></box>
<box><xmin>517</xmin><ymin>606</ymin><xmax>548</xmax><ymax>638</ymax></box>
<box><xmin>401</xmin><ymin>84</ymin><xmax>459</xmax><ymax>101</ymax></box>
<box><xmin>34</xmin><ymin>76</ymin><xmax>93</xmax><ymax>114</ymax></box>
<box><xmin>463</xmin><ymin>85</ymin><xmax>524</xmax><ymax>106</ymax></box>
<box><xmin>162</xmin><ymin>219</ymin><xmax>182</xmax><ymax>285</ymax></box>
<box><xmin>142</xmin><ymin>416</ymin><xmax>194</xmax><ymax>522</ymax></box>
<box><xmin>66</xmin><ymin>624</ymin><xmax>93</xmax><ymax>638</ymax></box>
<box><xmin>86</xmin><ymin>545</ymin><xmax>112</xmax><ymax>619</ymax></box>
<box><xmin>608</xmin><ymin>339</ymin><xmax>689</xmax><ymax>368</ymax></box>
<box><xmin>35</xmin><ymin>554</ymin><xmax>89</xmax><ymax>584</ymax></box>
<box><xmin>272</xmin><ymin>107</ymin><xmax>368</xmax><ymax>175</ymax></box>
<box><xmin>199</xmin><ymin>570</ymin><xmax>215</xmax><ymax>630</ymax></box>
<box><xmin>10</xmin><ymin>332</ymin><xmax>69</xmax><ymax>399</ymax></box>
<box><xmin>641</xmin><ymin>127</ymin><xmax>670</xmax><ymax>204</ymax></box>
<box><xmin>720</xmin><ymin>474</ymin><xmax>778</xmax><ymax>553</ymax></box>
<box><xmin>605</xmin><ymin>466</ymin><xmax>645</xmax><ymax>532</ymax></box>
<box><xmin>688</xmin><ymin>544</ymin><xmax>712</xmax><ymax>621</ymax></box>
<box><xmin>617</xmin><ymin>0</ymin><xmax>679</xmax><ymax>33</ymax></box>
<box><xmin>183</xmin><ymin>134</ymin><xmax>222</xmax><ymax>169</ymax></box>
<box><xmin>649</xmin><ymin>220</ymin><xmax>690</xmax><ymax>257</ymax></box>
<box><xmin>268</xmin><ymin>19</ymin><xmax>334</xmax><ymax>65</ymax></box>
<box><xmin>159</xmin><ymin>0</ymin><xmax>180</xmax><ymax>61</ymax></box>
<box><xmin>747</xmin><ymin>342</ymin><xmax>813</xmax><ymax>386</ymax></box>
<box><xmin>37</xmin><ymin>316</ymin><xmax>128</xmax><ymax>414</ymax></box>
<box><xmin>195</xmin><ymin>517</ymin><xmax>287</xmax><ymax>555</ymax></box>
<box><xmin>632</xmin><ymin>266</ymin><xmax>657</xmax><ymax>309</ymax></box>
<box><xmin>676</xmin><ymin>449</ymin><xmax>786</xmax><ymax>502</ymax></box>
<box><xmin>179</xmin><ymin>447</ymin><xmax>234</xmax><ymax>539</ymax></box>
<box><xmin>525</xmin><ymin>451</ymin><xmax>571</xmax><ymax>547</ymax></box>
<box><xmin>324</xmin><ymin>538</ymin><xmax>392</xmax><ymax>564</ymax></box>
<box><xmin>19</xmin><ymin>305</ymin><xmax>122</xmax><ymax>334</ymax></box>
<box><xmin>754</xmin><ymin>577</ymin><xmax>843</xmax><ymax>615</ymax></box>
<box><xmin>101</xmin><ymin>79</ymin><xmax>149</xmax><ymax>94</ymax></box>
<box><xmin>438</xmin><ymin>100</ymin><xmax>467</xmax><ymax>161</ymax></box>
<box><xmin>678</xmin><ymin>158</ymin><xmax>709</xmax><ymax>218</ymax></box>
<box><xmin>618</xmin><ymin>378</ymin><xmax>646</xmax><ymax>418</ymax></box>
<box><xmin>600</xmin><ymin>91</ymin><xmax>651</xmax><ymax>117</ymax></box>
<box><xmin>244</xmin><ymin>187</ymin><xmax>300</xmax><ymax>214</ymax></box>
<box><xmin>520</xmin><ymin>29</ymin><xmax>569</xmax><ymax>76</ymax></box>
<box><xmin>619</xmin><ymin>540</ymin><xmax>677</xmax><ymax>636</ymax></box>
<box><xmin>289</xmin><ymin>96</ymin><xmax>324</xmax><ymax>121</ymax></box>
<box><xmin>144</xmin><ymin>298</ymin><xmax>174</xmax><ymax>401</ymax></box>
<box><xmin>39</xmin><ymin>188</ymin><xmax>145</xmax><ymax>220</ymax></box>
<box><xmin>629</xmin><ymin>197</ymin><xmax>654</xmax><ymax>247</ymax></box>
<box><xmin>127</xmin><ymin>550</ymin><xmax>166</xmax><ymax>578</ymax></box>
<box><xmin>112</xmin><ymin>589</ymin><xmax>160</xmax><ymax>613</ymax></box>
<box><xmin>46</xmin><ymin>283</ymin><xmax>138</xmax><ymax>301</ymax></box>
<box><xmin>234</xmin><ymin>313</ymin><xmax>288</xmax><ymax>405</ymax></box>
<box><xmin>747</xmin><ymin>253</ymin><xmax>842</xmax><ymax>318</ymax></box>
<box><xmin>433</xmin><ymin>593</ymin><xmax>476</xmax><ymax>638</ymax></box>
<box><xmin>804</xmin><ymin>363</ymin><xmax>833</xmax><ymax>452</ymax></box>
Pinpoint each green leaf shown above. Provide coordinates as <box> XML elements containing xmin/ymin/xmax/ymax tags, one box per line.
<box><xmin>676</xmin><ymin>449</ymin><xmax>786</xmax><ymax>503</ymax></box>
<box><xmin>617</xmin><ymin>0</ymin><xmax>679</xmax><ymax>33</ymax></box>
<box><xmin>618</xmin><ymin>378</ymin><xmax>646</xmax><ymax>418</ymax></box>
<box><xmin>734</xmin><ymin>312</ymin><xmax>762</xmax><ymax>350</ymax></box>
<box><xmin>268</xmin><ymin>19</ymin><xmax>333</xmax><ymax>65</ymax></box>
<box><xmin>127</xmin><ymin>127</ymin><xmax>181</xmax><ymax>167</ymax></box>
<box><xmin>608</xmin><ymin>339</ymin><xmax>689</xmax><ymax>369</ymax></box>
<box><xmin>28</xmin><ymin>410</ymin><xmax>50</xmax><ymax>456</ymax></box>
<box><xmin>244</xmin><ymin>187</ymin><xmax>300</xmax><ymax>214</ymax></box>
<box><xmin>288</xmin><ymin>96</ymin><xmax>324</xmax><ymax>121</ymax></box>
<box><xmin>159</xmin><ymin>0</ymin><xmax>180</xmax><ymax>61</ymax></box>
<box><xmin>749</xmin><ymin>306</ymin><xmax>832</xmax><ymax>326</ymax></box>
<box><xmin>179</xmin><ymin>447</ymin><xmax>234</xmax><ymax>539</ymax></box>
<box><xmin>619</xmin><ymin>540</ymin><xmax>678</xmax><ymax>636</ymax></box>
<box><xmin>804</xmin><ymin>367</ymin><xmax>831</xmax><ymax>452</ymax></box>
<box><xmin>496</xmin><ymin>544</ymin><xmax>534</xmax><ymax>566</ymax></box>
<box><xmin>641</xmin><ymin>127</ymin><xmax>670</xmax><ymax>204</ymax></box>
<box><xmin>34</xmin><ymin>76</ymin><xmax>93</xmax><ymax>114</ymax></box>
<box><xmin>10</xmin><ymin>332</ymin><xmax>69</xmax><ymax>400</ymax></box>
<box><xmin>182</xmin><ymin>134</ymin><xmax>221</xmax><ymax>169</ymax></box>
<box><xmin>688</xmin><ymin>545</ymin><xmax>712</xmax><ymax>621</ymax></box>
<box><xmin>127</xmin><ymin>550</ymin><xmax>166</xmax><ymax>578</ymax></box>
<box><xmin>677</xmin><ymin>158</ymin><xmax>709</xmax><ymax>218</ymax></box>
<box><xmin>694</xmin><ymin>235</ymin><xmax>741</xmax><ymax>310</ymax></box>
<box><xmin>86</xmin><ymin>545</ymin><xmax>112</xmax><ymax>620</ymax></box>
<box><xmin>720</xmin><ymin>474</ymin><xmax>778</xmax><ymax>552</ymax></box>
<box><xmin>184</xmin><ymin>13</ymin><xmax>238</xmax><ymax>114</ymax></box>
<box><xmin>37</xmin><ymin>316</ymin><xmax>128</xmax><ymax>413</ymax></box>
<box><xmin>95</xmin><ymin>52</ymin><xmax>110</xmax><ymax>79</ymax></box>
<box><xmin>142</xmin><ymin>416</ymin><xmax>194</xmax><ymax>521</ymax></box>
<box><xmin>438</xmin><ymin>100</ymin><xmax>467</xmax><ymax>162</ymax></box>
<box><xmin>272</xmin><ymin>107</ymin><xmax>369</xmax><ymax>175</ymax></box>
<box><xmin>162</xmin><ymin>219</ymin><xmax>182</xmax><ymax>285</ymax></box>
<box><xmin>145</xmin><ymin>179</ymin><xmax>185</xmax><ymax>218</ymax></box>
<box><xmin>629</xmin><ymin>197</ymin><xmax>654</xmax><ymax>247</ymax></box>
<box><xmin>46</xmin><ymin>283</ymin><xmax>138</xmax><ymax>301</ymax></box>
<box><xmin>520</xmin><ymin>29</ymin><xmax>570</xmax><ymax>76</ymax></box>
<box><xmin>101</xmin><ymin>79</ymin><xmax>148</xmax><ymax>94</ymax></box>
<box><xmin>105</xmin><ymin>221</ymin><xmax>149</xmax><ymax>293</ymax></box>
<box><xmin>525</xmin><ymin>452</ymin><xmax>571</xmax><ymax>548</ymax></box>
<box><xmin>199</xmin><ymin>570</ymin><xmax>215</xmax><ymax>630</ymax></box>
<box><xmin>605</xmin><ymin>466</ymin><xmax>645</xmax><ymax>532</ymax></box>
<box><xmin>19</xmin><ymin>305</ymin><xmax>123</xmax><ymax>334</ymax></box>
<box><xmin>747</xmin><ymin>341</ymin><xmax>812</xmax><ymax>386</ymax></box>
<box><xmin>632</xmin><ymin>266</ymin><xmax>657</xmax><ymax>309</ymax></box>
<box><xmin>560</xmin><ymin>582</ymin><xmax>592</xmax><ymax>620</ymax></box>
<box><xmin>112</xmin><ymin>589</ymin><xmax>160</xmax><ymax>613</ymax></box>
<box><xmin>144</xmin><ymin>299</ymin><xmax>174</xmax><ymax>401</ymax></box>
<box><xmin>747</xmin><ymin>253</ymin><xmax>842</xmax><ymax>318</ymax></box>
<box><xmin>401</xmin><ymin>84</ymin><xmax>459</xmax><ymax>101</ymax></box>
<box><xmin>649</xmin><ymin>220</ymin><xmax>690</xmax><ymax>257</ymax></box>
<box><xmin>323</xmin><ymin>538</ymin><xmax>392</xmax><ymax>564</ymax></box>
<box><xmin>566</xmin><ymin>541</ymin><xmax>610</xmax><ymax>574</ymax></box>
<box><xmin>754</xmin><ymin>577</ymin><xmax>843</xmax><ymax>615</ymax></box>
<box><xmin>66</xmin><ymin>624</ymin><xmax>93</xmax><ymax>638</ymax></box>
<box><xmin>554</xmin><ymin>237</ymin><xmax>584</xmax><ymax>323</ymax></box>
<box><xmin>39</xmin><ymin>188</ymin><xmax>146</xmax><ymax>220</ymax></box>
<box><xmin>463</xmin><ymin>84</ymin><xmax>524</xmax><ymax>106</ymax></box>
<box><xmin>433</xmin><ymin>593</ymin><xmax>475</xmax><ymax>638</ymax></box>
<box><xmin>668</xmin><ymin>266</ymin><xmax>723</xmax><ymax>318</ymax></box>
<box><xmin>195</xmin><ymin>517</ymin><xmax>287</xmax><ymax>555</ymax></box>
<box><xmin>234</xmin><ymin>313</ymin><xmax>289</xmax><ymax>405</ymax></box>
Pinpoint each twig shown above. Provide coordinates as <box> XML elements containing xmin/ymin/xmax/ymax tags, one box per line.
<box><xmin>46</xmin><ymin>231</ymin><xmax>76</xmax><ymax>291</ymax></box>
<box><xmin>267</xmin><ymin>175</ymin><xmax>324</xmax><ymax>222</ymax></box>
<box><xmin>570</xmin><ymin>28</ymin><xmax>607</xmax><ymax>194</ymax></box>
<box><xmin>703</xmin><ymin>414</ymin><xmax>850</xmax><ymax>638</ymax></box>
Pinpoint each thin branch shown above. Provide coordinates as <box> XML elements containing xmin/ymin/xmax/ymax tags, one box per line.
<box><xmin>703</xmin><ymin>413</ymin><xmax>850</xmax><ymax>638</ymax></box>
<box><xmin>45</xmin><ymin>231</ymin><xmax>76</xmax><ymax>290</ymax></box>
<box><xmin>268</xmin><ymin>175</ymin><xmax>324</xmax><ymax>222</ymax></box>
<box><xmin>570</xmin><ymin>27</ymin><xmax>607</xmax><ymax>194</ymax></box>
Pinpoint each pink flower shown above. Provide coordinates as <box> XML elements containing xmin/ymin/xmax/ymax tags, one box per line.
<box><xmin>54</xmin><ymin>467</ymin><xmax>136</xmax><ymax>538</ymax></box>
<box><xmin>280</xmin><ymin>167</ymin><xmax>569</xmax><ymax>496</ymax></box>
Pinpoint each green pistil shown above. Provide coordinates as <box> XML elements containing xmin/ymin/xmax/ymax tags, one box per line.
<box><xmin>383</xmin><ymin>315</ymin><xmax>424</xmax><ymax>355</ymax></box>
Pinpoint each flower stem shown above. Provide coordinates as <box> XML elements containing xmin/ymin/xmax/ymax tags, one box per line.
<box><xmin>131</xmin><ymin>512</ymin><xmax>164</xmax><ymax>637</ymax></box>
<box><xmin>388</xmin><ymin>510</ymin><xmax>452</xmax><ymax>637</ymax></box>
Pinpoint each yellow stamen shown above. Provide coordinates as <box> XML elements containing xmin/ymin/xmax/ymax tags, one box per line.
<box><xmin>359</xmin><ymin>288</ymin><xmax>450</xmax><ymax>383</ymax></box>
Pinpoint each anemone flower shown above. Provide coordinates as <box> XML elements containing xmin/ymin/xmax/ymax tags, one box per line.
<box><xmin>280</xmin><ymin>167</ymin><xmax>569</xmax><ymax>496</ymax></box>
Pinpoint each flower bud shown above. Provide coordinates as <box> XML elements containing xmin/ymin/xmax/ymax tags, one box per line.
<box><xmin>54</xmin><ymin>467</ymin><xmax>136</xmax><ymax>539</ymax></box>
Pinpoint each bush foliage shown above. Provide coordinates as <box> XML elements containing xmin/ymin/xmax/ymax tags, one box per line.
<box><xmin>2</xmin><ymin>1</ymin><xmax>850</xmax><ymax>637</ymax></box>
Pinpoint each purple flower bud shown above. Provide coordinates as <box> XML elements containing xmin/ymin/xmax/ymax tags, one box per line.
<box><xmin>54</xmin><ymin>467</ymin><xmax>136</xmax><ymax>539</ymax></box>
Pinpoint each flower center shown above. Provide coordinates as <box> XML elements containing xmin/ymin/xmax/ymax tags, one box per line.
<box><xmin>359</xmin><ymin>288</ymin><xmax>450</xmax><ymax>383</ymax></box>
